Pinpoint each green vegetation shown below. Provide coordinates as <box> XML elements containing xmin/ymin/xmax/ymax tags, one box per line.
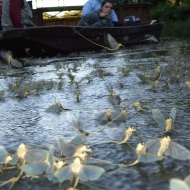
<box><xmin>114</xmin><ymin>0</ymin><xmax>190</xmax><ymax>38</ymax></box>
<box><xmin>150</xmin><ymin>3</ymin><xmax>190</xmax><ymax>38</ymax></box>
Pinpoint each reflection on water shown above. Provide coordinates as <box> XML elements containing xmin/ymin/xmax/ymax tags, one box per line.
<box><xmin>0</xmin><ymin>38</ymin><xmax>190</xmax><ymax>190</ymax></box>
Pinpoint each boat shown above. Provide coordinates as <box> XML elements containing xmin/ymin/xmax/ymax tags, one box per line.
<box><xmin>0</xmin><ymin>21</ymin><xmax>164</xmax><ymax>58</ymax></box>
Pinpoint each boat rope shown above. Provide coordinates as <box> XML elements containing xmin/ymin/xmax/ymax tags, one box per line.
<box><xmin>73</xmin><ymin>27</ymin><xmax>124</xmax><ymax>51</ymax></box>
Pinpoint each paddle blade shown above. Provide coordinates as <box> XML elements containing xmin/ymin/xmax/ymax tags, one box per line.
<box><xmin>169</xmin><ymin>178</ymin><xmax>190</xmax><ymax>190</ymax></box>
<box><xmin>78</xmin><ymin>165</ymin><xmax>105</xmax><ymax>182</ymax></box>
<box><xmin>55</xmin><ymin>165</ymin><xmax>73</xmax><ymax>182</ymax></box>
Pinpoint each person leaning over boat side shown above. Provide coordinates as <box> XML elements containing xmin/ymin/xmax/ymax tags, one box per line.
<box><xmin>78</xmin><ymin>0</ymin><xmax>114</xmax><ymax>27</ymax></box>
<box><xmin>82</xmin><ymin>0</ymin><xmax>118</xmax><ymax>22</ymax></box>
<box><xmin>0</xmin><ymin>0</ymin><xmax>3</xmax><ymax>30</ymax></box>
<box><xmin>1</xmin><ymin>0</ymin><xmax>35</xmax><ymax>31</ymax></box>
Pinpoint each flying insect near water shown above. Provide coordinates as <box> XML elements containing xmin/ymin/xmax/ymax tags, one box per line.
<box><xmin>170</xmin><ymin>175</ymin><xmax>190</xmax><ymax>190</ymax></box>
<box><xmin>106</xmin><ymin>126</ymin><xmax>137</xmax><ymax>144</ymax></box>
<box><xmin>152</xmin><ymin>107</ymin><xmax>176</xmax><ymax>132</ymax></box>
<box><xmin>0</xmin><ymin>50</ymin><xmax>23</xmax><ymax>68</ymax></box>
<box><xmin>56</xmin><ymin>137</ymin><xmax>101</xmax><ymax>190</ymax></box>
<box><xmin>67</xmin><ymin>111</ymin><xmax>91</xmax><ymax>138</ymax></box>
<box><xmin>105</xmin><ymin>33</ymin><xmax>124</xmax><ymax>50</ymax></box>
<box><xmin>0</xmin><ymin>145</ymin><xmax>12</xmax><ymax>165</ymax></box>
<box><xmin>0</xmin><ymin>143</ymin><xmax>51</xmax><ymax>190</ymax></box>
<box><xmin>20</xmin><ymin>145</ymin><xmax>56</xmax><ymax>180</ymax></box>
<box><xmin>46</xmin><ymin>100</ymin><xmax>70</xmax><ymax>114</ymax></box>
<box><xmin>120</xmin><ymin>142</ymin><xmax>164</xmax><ymax>167</ymax></box>
<box><xmin>136</xmin><ymin>65</ymin><xmax>161</xmax><ymax>85</ymax></box>
<box><xmin>145</xmin><ymin>136</ymin><xmax>190</xmax><ymax>160</ymax></box>
<box><xmin>134</xmin><ymin>101</ymin><xmax>149</xmax><ymax>111</ymax></box>
<box><xmin>97</xmin><ymin>108</ymin><xmax>127</xmax><ymax>125</ymax></box>
<box><xmin>54</xmin><ymin>154</ymin><xmax>105</xmax><ymax>189</ymax></box>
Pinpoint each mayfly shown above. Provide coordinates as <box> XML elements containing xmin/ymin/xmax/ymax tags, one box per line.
<box><xmin>67</xmin><ymin>111</ymin><xmax>91</xmax><ymax>138</ymax></box>
<box><xmin>170</xmin><ymin>178</ymin><xmax>190</xmax><ymax>190</ymax></box>
<box><xmin>120</xmin><ymin>142</ymin><xmax>164</xmax><ymax>167</ymax></box>
<box><xmin>0</xmin><ymin>50</ymin><xmax>23</xmax><ymax>68</ymax></box>
<box><xmin>55</xmin><ymin>157</ymin><xmax>105</xmax><ymax>188</ymax></box>
<box><xmin>134</xmin><ymin>101</ymin><xmax>149</xmax><ymax>111</ymax></box>
<box><xmin>145</xmin><ymin>136</ymin><xmax>190</xmax><ymax>160</ymax></box>
<box><xmin>107</xmin><ymin>126</ymin><xmax>136</xmax><ymax>144</ymax></box>
<box><xmin>20</xmin><ymin>145</ymin><xmax>55</xmax><ymax>180</ymax></box>
<box><xmin>0</xmin><ymin>145</ymin><xmax>12</xmax><ymax>165</ymax></box>
<box><xmin>105</xmin><ymin>33</ymin><xmax>124</xmax><ymax>50</ymax></box>
<box><xmin>152</xmin><ymin>107</ymin><xmax>176</xmax><ymax>132</ymax></box>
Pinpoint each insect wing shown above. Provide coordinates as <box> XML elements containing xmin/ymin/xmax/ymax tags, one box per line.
<box><xmin>152</xmin><ymin>109</ymin><xmax>166</xmax><ymax>129</ymax></box>
<box><xmin>184</xmin><ymin>175</ymin><xmax>190</xmax><ymax>187</ymax></box>
<box><xmin>67</xmin><ymin>112</ymin><xmax>84</xmax><ymax>134</ymax></box>
<box><xmin>78</xmin><ymin>165</ymin><xmax>105</xmax><ymax>182</ymax></box>
<box><xmin>170</xmin><ymin>107</ymin><xmax>176</xmax><ymax>125</ymax></box>
<box><xmin>106</xmin><ymin>33</ymin><xmax>120</xmax><ymax>49</ymax></box>
<box><xmin>70</xmin><ymin>134</ymin><xmax>86</xmax><ymax>146</ymax></box>
<box><xmin>0</xmin><ymin>145</ymin><xmax>8</xmax><ymax>164</ymax></box>
<box><xmin>11</xmin><ymin>58</ymin><xmax>23</xmax><ymax>68</ymax></box>
<box><xmin>108</xmin><ymin>95</ymin><xmax>121</xmax><ymax>107</ymax></box>
<box><xmin>25</xmin><ymin>149</ymin><xmax>48</xmax><ymax>163</ymax></box>
<box><xmin>46</xmin><ymin>104</ymin><xmax>61</xmax><ymax>114</ymax></box>
<box><xmin>57</xmin><ymin>137</ymin><xmax>76</xmax><ymax>157</ymax></box>
<box><xmin>165</xmin><ymin>142</ymin><xmax>190</xmax><ymax>160</ymax></box>
<box><xmin>55</xmin><ymin>165</ymin><xmax>73</xmax><ymax>182</ymax></box>
<box><xmin>136</xmin><ymin>73</ymin><xmax>148</xmax><ymax>84</ymax></box>
<box><xmin>97</xmin><ymin>113</ymin><xmax>107</xmax><ymax>123</ymax></box>
<box><xmin>112</xmin><ymin>110</ymin><xmax>127</xmax><ymax>122</ymax></box>
<box><xmin>46</xmin><ymin>145</ymin><xmax>54</xmax><ymax>175</ymax></box>
<box><xmin>107</xmin><ymin>128</ymin><xmax>125</xmax><ymax>142</ymax></box>
<box><xmin>21</xmin><ymin>161</ymin><xmax>47</xmax><ymax>175</ymax></box>
<box><xmin>67</xmin><ymin>111</ymin><xmax>80</xmax><ymax>127</ymax></box>
<box><xmin>138</xmin><ymin>153</ymin><xmax>164</xmax><ymax>163</ymax></box>
<box><xmin>145</xmin><ymin>139</ymin><xmax>161</xmax><ymax>155</ymax></box>
<box><xmin>169</xmin><ymin>178</ymin><xmax>190</xmax><ymax>190</ymax></box>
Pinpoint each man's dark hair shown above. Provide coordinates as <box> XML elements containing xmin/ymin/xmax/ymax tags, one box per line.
<box><xmin>101</xmin><ymin>0</ymin><xmax>114</xmax><ymax>7</ymax></box>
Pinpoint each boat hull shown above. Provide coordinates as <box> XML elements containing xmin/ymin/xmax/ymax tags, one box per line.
<box><xmin>0</xmin><ymin>23</ymin><xmax>164</xmax><ymax>57</ymax></box>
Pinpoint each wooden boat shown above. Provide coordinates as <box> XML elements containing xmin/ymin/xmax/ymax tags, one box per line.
<box><xmin>0</xmin><ymin>21</ymin><xmax>164</xmax><ymax>58</ymax></box>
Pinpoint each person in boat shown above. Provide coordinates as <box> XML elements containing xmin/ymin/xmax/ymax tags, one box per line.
<box><xmin>82</xmin><ymin>0</ymin><xmax>118</xmax><ymax>22</ymax></box>
<box><xmin>78</xmin><ymin>0</ymin><xmax>114</xmax><ymax>27</ymax></box>
<box><xmin>1</xmin><ymin>0</ymin><xmax>35</xmax><ymax>31</ymax></box>
<box><xmin>0</xmin><ymin>0</ymin><xmax>3</xmax><ymax>30</ymax></box>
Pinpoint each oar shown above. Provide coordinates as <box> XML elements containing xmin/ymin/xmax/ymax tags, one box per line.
<box><xmin>0</xmin><ymin>50</ymin><xmax>23</xmax><ymax>68</ymax></box>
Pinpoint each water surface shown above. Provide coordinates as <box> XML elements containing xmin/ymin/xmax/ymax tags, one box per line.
<box><xmin>0</xmin><ymin>38</ymin><xmax>190</xmax><ymax>190</ymax></box>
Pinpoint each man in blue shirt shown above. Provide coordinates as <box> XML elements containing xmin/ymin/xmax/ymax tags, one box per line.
<box><xmin>82</xmin><ymin>0</ymin><xmax>118</xmax><ymax>22</ymax></box>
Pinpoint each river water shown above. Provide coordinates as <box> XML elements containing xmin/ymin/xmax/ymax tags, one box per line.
<box><xmin>0</xmin><ymin>38</ymin><xmax>190</xmax><ymax>190</ymax></box>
